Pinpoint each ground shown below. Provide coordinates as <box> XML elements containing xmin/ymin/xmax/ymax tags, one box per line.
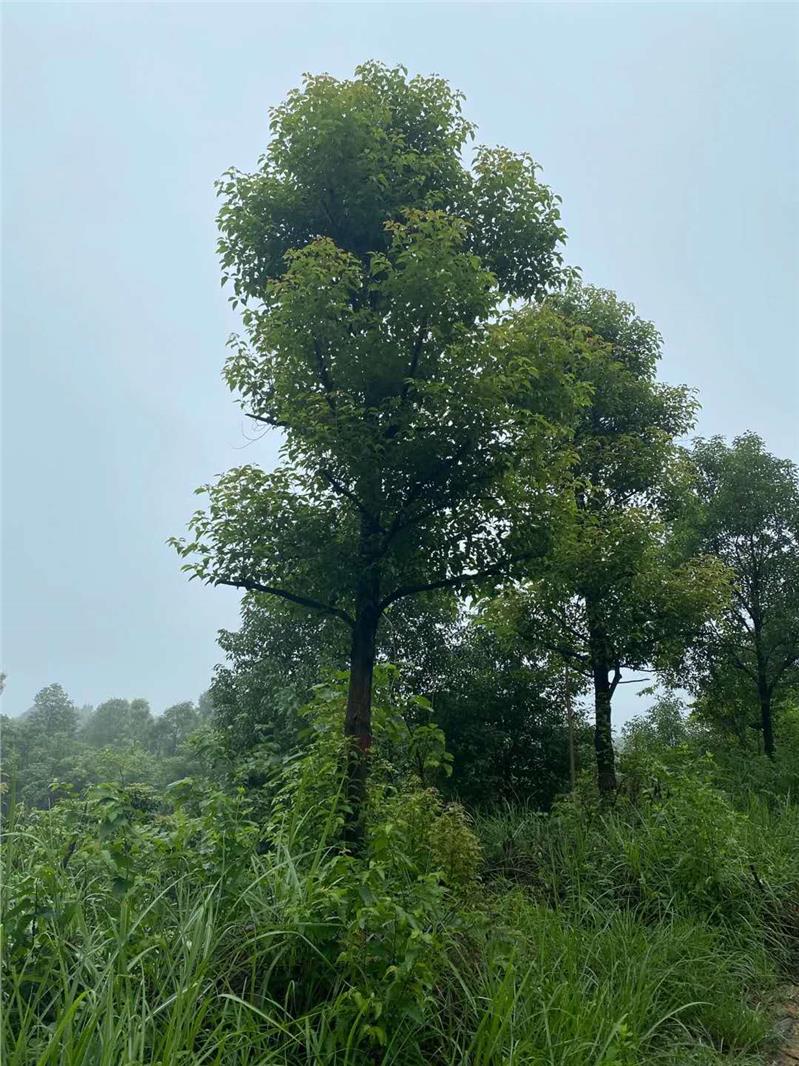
<box><xmin>770</xmin><ymin>986</ymin><xmax>799</xmax><ymax>1065</ymax></box>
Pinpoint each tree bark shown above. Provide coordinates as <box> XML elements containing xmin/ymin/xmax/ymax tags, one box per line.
<box><xmin>343</xmin><ymin>522</ymin><xmax>381</xmax><ymax>851</ymax></box>
<box><xmin>758</xmin><ymin>677</ymin><xmax>775</xmax><ymax>760</ymax></box>
<box><xmin>587</xmin><ymin>603</ymin><xmax>617</xmax><ymax>794</ymax></box>
<box><xmin>754</xmin><ymin>619</ymin><xmax>776</xmax><ymax>759</ymax></box>
<box><xmin>592</xmin><ymin>661</ymin><xmax>617</xmax><ymax>794</ymax></box>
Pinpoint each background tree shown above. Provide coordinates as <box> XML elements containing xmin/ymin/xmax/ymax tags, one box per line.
<box><xmin>431</xmin><ymin>615</ymin><xmax>586</xmax><ymax>808</ymax></box>
<box><xmin>81</xmin><ymin>698</ymin><xmax>153</xmax><ymax>750</ymax></box>
<box><xmin>149</xmin><ymin>701</ymin><xmax>200</xmax><ymax>758</ymax></box>
<box><xmin>3</xmin><ymin>684</ymin><xmax>81</xmax><ymax>808</ymax></box>
<box><xmin>27</xmin><ymin>683</ymin><xmax>78</xmax><ymax>736</ymax></box>
<box><xmin>501</xmin><ymin>284</ymin><xmax>726</xmax><ymax>793</ymax></box>
<box><xmin>681</xmin><ymin>434</ymin><xmax>799</xmax><ymax>757</ymax></box>
<box><xmin>211</xmin><ymin>590</ymin><xmax>458</xmax><ymax>757</ymax></box>
<box><xmin>173</xmin><ymin>63</ymin><xmax>580</xmax><ymax>832</ymax></box>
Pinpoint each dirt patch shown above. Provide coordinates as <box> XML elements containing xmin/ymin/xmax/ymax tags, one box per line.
<box><xmin>768</xmin><ymin>985</ymin><xmax>799</xmax><ymax>1065</ymax></box>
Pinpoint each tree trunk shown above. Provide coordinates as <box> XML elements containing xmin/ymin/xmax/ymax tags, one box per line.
<box><xmin>592</xmin><ymin>661</ymin><xmax>617</xmax><ymax>794</ymax></box>
<box><xmin>564</xmin><ymin>663</ymin><xmax>577</xmax><ymax>791</ymax></box>
<box><xmin>343</xmin><ymin>530</ymin><xmax>381</xmax><ymax>851</ymax></box>
<box><xmin>587</xmin><ymin>604</ymin><xmax>617</xmax><ymax>794</ymax></box>
<box><xmin>754</xmin><ymin>622</ymin><xmax>775</xmax><ymax>759</ymax></box>
<box><xmin>758</xmin><ymin>678</ymin><xmax>775</xmax><ymax>760</ymax></box>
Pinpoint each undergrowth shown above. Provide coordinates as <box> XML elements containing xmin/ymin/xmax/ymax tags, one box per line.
<box><xmin>2</xmin><ymin>686</ymin><xmax>797</xmax><ymax>1064</ymax></box>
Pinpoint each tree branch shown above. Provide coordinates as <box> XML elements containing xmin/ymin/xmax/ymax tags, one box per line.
<box><xmin>215</xmin><ymin>577</ymin><xmax>354</xmax><ymax>628</ymax></box>
<box><xmin>319</xmin><ymin>469</ymin><xmax>378</xmax><ymax>525</ymax></box>
<box><xmin>534</xmin><ymin>638</ymin><xmax>592</xmax><ymax>671</ymax></box>
<box><xmin>380</xmin><ymin>553</ymin><xmax>537</xmax><ymax>612</ymax></box>
<box><xmin>246</xmin><ymin>411</ymin><xmax>286</xmax><ymax>429</ymax></box>
<box><xmin>400</xmin><ymin>320</ymin><xmax>429</xmax><ymax>401</ymax></box>
<box><xmin>383</xmin><ymin>441</ymin><xmax>478</xmax><ymax>545</ymax></box>
<box><xmin>609</xmin><ymin>664</ymin><xmax>622</xmax><ymax>697</ymax></box>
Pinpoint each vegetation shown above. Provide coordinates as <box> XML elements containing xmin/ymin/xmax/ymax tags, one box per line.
<box><xmin>2</xmin><ymin>62</ymin><xmax>797</xmax><ymax>1064</ymax></box>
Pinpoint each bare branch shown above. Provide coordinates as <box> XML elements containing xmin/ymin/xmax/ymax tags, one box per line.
<box><xmin>246</xmin><ymin>411</ymin><xmax>285</xmax><ymax>429</ymax></box>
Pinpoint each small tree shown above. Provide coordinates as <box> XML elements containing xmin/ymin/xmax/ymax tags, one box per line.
<box><xmin>683</xmin><ymin>434</ymin><xmax>799</xmax><ymax>757</ymax></box>
<box><xmin>498</xmin><ymin>285</ymin><xmax>726</xmax><ymax>793</ymax></box>
<box><xmin>173</xmin><ymin>64</ymin><xmax>579</xmax><ymax>835</ymax></box>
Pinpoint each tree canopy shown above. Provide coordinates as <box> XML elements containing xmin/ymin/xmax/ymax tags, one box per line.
<box><xmin>173</xmin><ymin>62</ymin><xmax>586</xmax><ymax>833</ymax></box>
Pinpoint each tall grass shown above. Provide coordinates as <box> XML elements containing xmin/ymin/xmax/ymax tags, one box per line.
<box><xmin>2</xmin><ymin>754</ymin><xmax>797</xmax><ymax>1064</ymax></box>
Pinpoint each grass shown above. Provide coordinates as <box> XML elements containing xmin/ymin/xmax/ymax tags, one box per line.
<box><xmin>2</xmin><ymin>755</ymin><xmax>797</xmax><ymax>1064</ymax></box>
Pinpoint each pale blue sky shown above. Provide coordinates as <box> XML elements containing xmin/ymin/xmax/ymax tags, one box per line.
<box><xmin>2</xmin><ymin>2</ymin><xmax>797</xmax><ymax>720</ymax></box>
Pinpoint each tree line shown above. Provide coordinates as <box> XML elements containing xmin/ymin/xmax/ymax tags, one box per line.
<box><xmin>0</xmin><ymin>684</ymin><xmax>214</xmax><ymax>809</ymax></box>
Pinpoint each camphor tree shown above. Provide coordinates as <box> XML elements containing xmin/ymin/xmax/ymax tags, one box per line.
<box><xmin>172</xmin><ymin>63</ymin><xmax>581</xmax><ymax>836</ymax></box>
<box><xmin>494</xmin><ymin>285</ymin><xmax>726</xmax><ymax>793</ymax></box>
<box><xmin>683</xmin><ymin>434</ymin><xmax>799</xmax><ymax>757</ymax></box>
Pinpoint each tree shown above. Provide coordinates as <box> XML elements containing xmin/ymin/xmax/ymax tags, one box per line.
<box><xmin>173</xmin><ymin>63</ymin><xmax>579</xmax><ymax>836</ymax></box>
<box><xmin>3</xmin><ymin>684</ymin><xmax>81</xmax><ymax>809</ymax></box>
<box><xmin>621</xmin><ymin>691</ymin><xmax>692</xmax><ymax>755</ymax></box>
<box><xmin>502</xmin><ymin>285</ymin><xmax>726</xmax><ymax>793</ymax></box>
<box><xmin>27</xmin><ymin>683</ymin><xmax>78</xmax><ymax>736</ymax></box>
<box><xmin>683</xmin><ymin>434</ymin><xmax>799</xmax><ymax>757</ymax></box>
<box><xmin>81</xmin><ymin>698</ymin><xmax>152</xmax><ymax>749</ymax></box>
<box><xmin>149</xmin><ymin>701</ymin><xmax>200</xmax><ymax>758</ymax></box>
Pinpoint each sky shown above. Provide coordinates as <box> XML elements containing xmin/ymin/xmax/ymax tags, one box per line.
<box><xmin>2</xmin><ymin>1</ymin><xmax>797</xmax><ymax>723</ymax></box>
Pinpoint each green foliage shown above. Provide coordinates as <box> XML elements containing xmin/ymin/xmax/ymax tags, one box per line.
<box><xmin>27</xmin><ymin>683</ymin><xmax>78</xmax><ymax>736</ymax></box>
<box><xmin>1</xmin><ymin>684</ymin><xmax>212</xmax><ymax>810</ymax></box>
<box><xmin>432</xmin><ymin>617</ymin><xmax>583</xmax><ymax>808</ymax></box>
<box><xmin>216</xmin><ymin>62</ymin><xmax>567</xmax><ymax>305</ymax></box>
<box><xmin>4</xmin><ymin>713</ymin><xmax>796</xmax><ymax>1065</ymax></box>
<box><xmin>492</xmin><ymin>284</ymin><xmax>728</xmax><ymax>789</ymax></box>
<box><xmin>80</xmin><ymin>696</ymin><xmax>153</xmax><ymax>749</ymax></box>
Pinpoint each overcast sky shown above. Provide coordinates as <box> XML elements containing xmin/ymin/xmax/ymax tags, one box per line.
<box><xmin>2</xmin><ymin>2</ymin><xmax>797</xmax><ymax>722</ymax></box>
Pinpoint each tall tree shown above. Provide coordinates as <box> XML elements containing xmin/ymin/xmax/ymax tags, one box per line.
<box><xmin>500</xmin><ymin>284</ymin><xmax>725</xmax><ymax>793</ymax></box>
<box><xmin>683</xmin><ymin>434</ymin><xmax>799</xmax><ymax>757</ymax></box>
<box><xmin>173</xmin><ymin>63</ymin><xmax>580</xmax><ymax>835</ymax></box>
